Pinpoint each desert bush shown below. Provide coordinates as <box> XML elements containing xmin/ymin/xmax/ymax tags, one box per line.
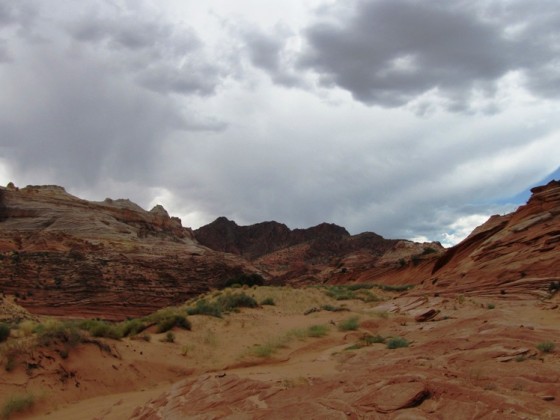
<box><xmin>260</xmin><ymin>297</ymin><xmax>275</xmax><ymax>306</ymax></box>
<box><xmin>35</xmin><ymin>320</ymin><xmax>83</xmax><ymax>347</ymax></box>
<box><xmin>186</xmin><ymin>299</ymin><xmax>223</xmax><ymax>318</ymax></box>
<box><xmin>338</xmin><ymin>316</ymin><xmax>360</xmax><ymax>331</ymax></box>
<box><xmin>386</xmin><ymin>337</ymin><xmax>410</xmax><ymax>349</ymax></box>
<box><xmin>162</xmin><ymin>332</ymin><xmax>175</xmax><ymax>343</ymax></box>
<box><xmin>363</xmin><ymin>334</ymin><xmax>385</xmax><ymax>344</ymax></box>
<box><xmin>253</xmin><ymin>343</ymin><xmax>275</xmax><ymax>358</ymax></box>
<box><xmin>0</xmin><ymin>323</ymin><xmax>10</xmax><ymax>343</ymax></box>
<box><xmin>79</xmin><ymin>320</ymin><xmax>122</xmax><ymax>340</ymax></box>
<box><xmin>224</xmin><ymin>273</ymin><xmax>264</xmax><ymax>288</ymax></box>
<box><xmin>376</xmin><ymin>284</ymin><xmax>414</xmax><ymax>292</ymax></box>
<box><xmin>16</xmin><ymin>320</ymin><xmax>36</xmax><ymax>337</ymax></box>
<box><xmin>487</xmin><ymin>303</ymin><xmax>495</xmax><ymax>309</ymax></box>
<box><xmin>1</xmin><ymin>392</ymin><xmax>35</xmax><ymax>419</ymax></box>
<box><xmin>307</xmin><ymin>324</ymin><xmax>329</xmax><ymax>338</ymax></box>
<box><xmin>536</xmin><ymin>341</ymin><xmax>555</xmax><ymax>353</ymax></box>
<box><xmin>156</xmin><ymin>315</ymin><xmax>191</xmax><ymax>333</ymax></box>
<box><xmin>119</xmin><ymin>319</ymin><xmax>148</xmax><ymax>337</ymax></box>
<box><xmin>217</xmin><ymin>292</ymin><xmax>258</xmax><ymax>312</ymax></box>
<box><xmin>346</xmin><ymin>283</ymin><xmax>375</xmax><ymax>291</ymax></box>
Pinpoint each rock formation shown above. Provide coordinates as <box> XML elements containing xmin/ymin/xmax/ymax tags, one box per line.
<box><xmin>195</xmin><ymin>217</ymin><xmax>444</xmax><ymax>285</ymax></box>
<box><xmin>0</xmin><ymin>184</ymin><xmax>256</xmax><ymax>319</ymax></box>
<box><xmin>420</xmin><ymin>180</ymin><xmax>560</xmax><ymax>298</ymax></box>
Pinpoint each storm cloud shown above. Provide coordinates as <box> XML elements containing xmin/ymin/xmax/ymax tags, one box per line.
<box><xmin>0</xmin><ymin>0</ymin><xmax>559</xmax><ymax>246</ymax></box>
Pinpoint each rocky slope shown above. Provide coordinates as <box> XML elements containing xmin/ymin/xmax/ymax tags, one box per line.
<box><xmin>0</xmin><ymin>184</ymin><xmax>255</xmax><ymax>319</ymax></box>
<box><xmin>195</xmin><ymin>217</ymin><xmax>444</xmax><ymax>286</ymax></box>
<box><xmin>418</xmin><ymin>180</ymin><xmax>560</xmax><ymax>298</ymax></box>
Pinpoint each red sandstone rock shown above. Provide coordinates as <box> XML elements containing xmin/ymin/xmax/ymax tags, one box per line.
<box><xmin>0</xmin><ymin>184</ymin><xmax>258</xmax><ymax>319</ymax></box>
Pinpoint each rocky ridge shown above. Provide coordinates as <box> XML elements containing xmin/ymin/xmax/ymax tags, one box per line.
<box><xmin>195</xmin><ymin>217</ymin><xmax>444</xmax><ymax>286</ymax></box>
<box><xmin>0</xmin><ymin>184</ymin><xmax>255</xmax><ymax>319</ymax></box>
<box><xmin>418</xmin><ymin>180</ymin><xmax>560</xmax><ymax>298</ymax></box>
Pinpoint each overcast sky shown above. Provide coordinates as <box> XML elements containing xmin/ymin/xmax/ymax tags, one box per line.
<box><xmin>1</xmin><ymin>0</ymin><xmax>559</xmax><ymax>246</ymax></box>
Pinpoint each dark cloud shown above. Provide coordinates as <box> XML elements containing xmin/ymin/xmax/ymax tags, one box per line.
<box><xmin>0</xmin><ymin>1</ymin><xmax>226</xmax><ymax>190</ymax></box>
<box><xmin>65</xmin><ymin>5</ymin><xmax>224</xmax><ymax>97</ymax></box>
<box><xmin>289</xmin><ymin>0</ymin><xmax>560</xmax><ymax>111</ymax></box>
<box><xmin>241</xmin><ymin>26</ymin><xmax>305</xmax><ymax>87</ymax></box>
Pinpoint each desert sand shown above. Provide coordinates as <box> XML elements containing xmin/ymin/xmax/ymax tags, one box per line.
<box><xmin>2</xmin><ymin>285</ymin><xmax>559</xmax><ymax>419</ymax></box>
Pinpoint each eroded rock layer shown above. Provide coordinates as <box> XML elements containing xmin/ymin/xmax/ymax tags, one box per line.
<box><xmin>0</xmin><ymin>184</ymin><xmax>254</xmax><ymax>319</ymax></box>
<box><xmin>420</xmin><ymin>180</ymin><xmax>560</xmax><ymax>298</ymax></box>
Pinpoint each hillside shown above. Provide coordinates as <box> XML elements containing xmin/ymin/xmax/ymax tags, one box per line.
<box><xmin>1</xmin><ymin>286</ymin><xmax>559</xmax><ymax>418</ymax></box>
<box><xmin>0</xmin><ymin>184</ymin><xmax>256</xmax><ymax>319</ymax></box>
<box><xmin>417</xmin><ymin>180</ymin><xmax>560</xmax><ymax>299</ymax></box>
<box><xmin>195</xmin><ymin>217</ymin><xmax>444</xmax><ymax>286</ymax></box>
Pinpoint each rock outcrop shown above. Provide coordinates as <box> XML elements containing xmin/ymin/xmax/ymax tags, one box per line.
<box><xmin>421</xmin><ymin>180</ymin><xmax>560</xmax><ymax>298</ymax></box>
<box><xmin>195</xmin><ymin>218</ymin><xmax>444</xmax><ymax>285</ymax></box>
<box><xmin>0</xmin><ymin>184</ymin><xmax>256</xmax><ymax>319</ymax></box>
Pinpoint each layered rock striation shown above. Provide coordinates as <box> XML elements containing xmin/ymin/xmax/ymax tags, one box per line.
<box><xmin>422</xmin><ymin>180</ymin><xmax>560</xmax><ymax>298</ymax></box>
<box><xmin>0</xmin><ymin>184</ymin><xmax>255</xmax><ymax>319</ymax></box>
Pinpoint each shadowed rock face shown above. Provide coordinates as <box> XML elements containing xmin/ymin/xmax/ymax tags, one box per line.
<box><xmin>420</xmin><ymin>180</ymin><xmax>560</xmax><ymax>298</ymax></box>
<box><xmin>195</xmin><ymin>217</ymin><xmax>444</xmax><ymax>286</ymax></box>
<box><xmin>0</xmin><ymin>185</ymin><xmax>255</xmax><ymax>319</ymax></box>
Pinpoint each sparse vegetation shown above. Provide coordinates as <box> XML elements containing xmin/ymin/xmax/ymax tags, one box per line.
<box><xmin>79</xmin><ymin>319</ymin><xmax>123</xmax><ymax>340</ymax></box>
<box><xmin>0</xmin><ymin>323</ymin><xmax>10</xmax><ymax>343</ymax></box>
<box><xmin>34</xmin><ymin>320</ymin><xmax>83</xmax><ymax>347</ymax></box>
<box><xmin>386</xmin><ymin>337</ymin><xmax>410</xmax><ymax>349</ymax></box>
<box><xmin>186</xmin><ymin>292</ymin><xmax>258</xmax><ymax>318</ymax></box>
<box><xmin>338</xmin><ymin>316</ymin><xmax>360</xmax><ymax>331</ymax></box>
<box><xmin>307</xmin><ymin>324</ymin><xmax>329</xmax><ymax>337</ymax></box>
<box><xmin>321</xmin><ymin>283</ymin><xmax>413</xmax><ymax>302</ymax></box>
<box><xmin>363</xmin><ymin>334</ymin><xmax>385</xmax><ymax>344</ymax></box>
<box><xmin>224</xmin><ymin>273</ymin><xmax>264</xmax><ymax>288</ymax></box>
<box><xmin>186</xmin><ymin>299</ymin><xmax>223</xmax><ymax>318</ymax></box>
<box><xmin>1</xmin><ymin>392</ymin><xmax>35</xmax><ymax>419</ymax></box>
<box><xmin>536</xmin><ymin>341</ymin><xmax>555</xmax><ymax>353</ymax></box>
<box><xmin>487</xmin><ymin>303</ymin><xmax>495</xmax><ymax>309</ymax></box>
<box><xmin>260</xmin><ymin>297</ymin><xmax>275</xmax><ymax>306</ymax></box>
<box><xmin>155</xmin><ymin>315</ymin><xmax>191</xmax><ymax>333</ymax></box>
<box><xmin>162</xmin><ymin>331</ymin><xmax>175</xmax><ymax>343</ymax></box>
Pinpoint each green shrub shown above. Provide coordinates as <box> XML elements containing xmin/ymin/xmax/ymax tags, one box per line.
<box><xmin>0</xmin><ymin>323</ymin><xmax>10</xmax><ymax>343</ymax></box>
<box><xmin>260</xmin><ymin>297</ymin><xmax>275</xmax><ymax>306</ymax></box>
<box><xmin>186</xmin><ymin>299</ymin><xmax>223</xmax><ymax>318</ymax></box>
<box><xmin>537</xmin><ymin>341</ymin><xmax>555</xmax><ymax>353</ymax></box>
<box><xmin>163</xmin><ymin>332</ymin><xmax>175</xmax><ymax>343</ymax></box>
<box><xmin>1</xmin><ymin>393</ymin><xmax>35</xmax><ymax>419</ymax></box>
<box><xmin>487</xmin><ymin>303</ymin><xmax>495</xmax><ymax>309</ymax></box>
<box><xmin>79</xmin><ymin>320</ymin><xmax>122</xmax><ymax>340</ymax></box>
<box><xmin>119</xmin><ymin>319</ymin><xmax>148</xmax><ymax>337</ymax></box>
<box><xmin>217</xmin><ymin>293</ymin><xmax>258</xmax><ymax>311</ymax></box>
<box><xmin>386</xmin><ymin>337</ymin><xmax>410</xmax><ymax>349</ymax></box>
<box><xmin>253</xmin><ymin>343</ymin><xmax>275</xmax><ymax>358</ymax></box>
<box><xmin>363</xmin><ymin>334</ymin><xmax>385</xmax><ymax>344</ymax></box>
<box><xmin>338</xmin><ymin>316</ymin><xmax>360</xmax><ymax>331</ymax></box>
<box><xmin>156</xmin><ymin>315</ymin><xmax>191</xmax><ymax>333</ymax></box>
<box><xmin>307</xmin><ymin>324</ymin><xmax>329</xmax><ymax>337</ymax></box>
<box><xmin>224</xmin><ymin>273</ymin><xmax>264</xmax><ymax>288</ymax></box>
<box><xmin>346</xmin><ymin>283</ymin><xmax>374</xmax><ymax>291</ymax></box>
<box><xmin>35</xmin><ymin>321</ymin><xmax>83</xmax><ymax>347</ymax></box>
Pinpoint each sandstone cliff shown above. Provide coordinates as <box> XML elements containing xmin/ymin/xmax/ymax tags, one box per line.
<box><xmin>0</xmin><ymin>184</ymin><xmax>256</xmax><ymax>319</ymax></box>
<box><xmin>420</xmin><ymin>180</ymin><xmax>560</xmax><ymax>298</ymax></box>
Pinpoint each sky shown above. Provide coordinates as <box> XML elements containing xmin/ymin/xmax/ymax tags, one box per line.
<box><xmin>1</xmin><ymin>0</ymin><xmax>559</xmax><ymax>247</ymax></box>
